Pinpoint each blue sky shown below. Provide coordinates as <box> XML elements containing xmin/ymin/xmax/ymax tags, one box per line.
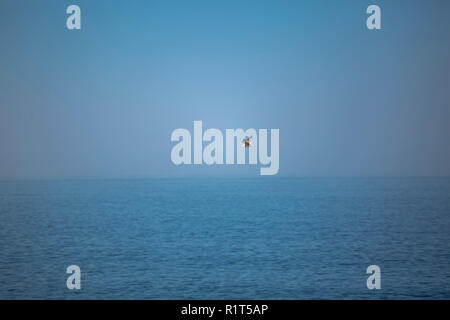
<box><xmin>1</xmin><ymin>0</ymin><xmax>449</xmax><ymax>178</ymax></box>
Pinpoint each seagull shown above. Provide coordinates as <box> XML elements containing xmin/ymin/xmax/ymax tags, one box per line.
<box><xmin>242</xmin><ymin>136</ymin><xmax>254</xmax><ymax>148</ymax></box>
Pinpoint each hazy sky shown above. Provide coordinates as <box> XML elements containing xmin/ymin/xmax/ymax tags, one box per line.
<box><xmin>1</xmin><ymin>0</ymin><xmax>449</xmax><ymax>178</ymax></box>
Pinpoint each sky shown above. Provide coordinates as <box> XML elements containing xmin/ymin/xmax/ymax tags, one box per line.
<box><xmin>0</xmin><ymin>0</ymin><xmax>449</xmax><ymax>178</ymax></box>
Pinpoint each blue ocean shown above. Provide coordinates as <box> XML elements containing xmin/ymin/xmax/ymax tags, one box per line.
<box><xmin>0</xmin><ymin>178</ymin><xmax>449</xmax><ymax>299</ymax></box>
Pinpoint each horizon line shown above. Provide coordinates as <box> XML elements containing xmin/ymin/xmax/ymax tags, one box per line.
<box><xmin>1</xmin><ymin>175</ymin><xmax>450</xmax><ymax>182</ymax></box>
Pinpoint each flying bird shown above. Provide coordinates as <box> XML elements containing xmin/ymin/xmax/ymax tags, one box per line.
<box><xmin>242</xmin><ymin>136</ymin><xmax>254</xmax><ymax>148</ymax></box>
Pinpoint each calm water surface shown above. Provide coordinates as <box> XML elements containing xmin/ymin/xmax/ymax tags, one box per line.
<box><xmin>0</xmin><ymin>178</ymin><xmax>449</xmax><ymax>299</ymax></box>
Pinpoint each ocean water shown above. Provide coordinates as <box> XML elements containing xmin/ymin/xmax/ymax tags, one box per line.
<box><xmin>0</xmin><ymin>178</ymin><xmax>449</xmax><ymax>299</ymax></box>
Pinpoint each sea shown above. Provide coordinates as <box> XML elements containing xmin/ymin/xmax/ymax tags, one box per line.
<box><xmin>0</xmin><ymin>177</ymin><xmax>449</xmax><ymax>299</ymax></box>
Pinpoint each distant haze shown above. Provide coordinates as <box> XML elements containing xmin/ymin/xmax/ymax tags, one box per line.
<box><xmin>1</xmin><ymin>0</ymin><xmax>449</xmax><ymax>179</ymax></box>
